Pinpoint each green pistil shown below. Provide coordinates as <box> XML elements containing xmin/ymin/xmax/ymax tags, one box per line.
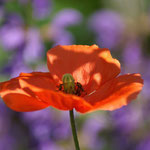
<box><xmin>62</xmin><ymin>73</ymin><xmax>75</xmax><ymax>94</ymax></box>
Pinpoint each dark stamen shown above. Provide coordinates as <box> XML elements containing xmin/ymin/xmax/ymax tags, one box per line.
<box><xmin>57</xmin><ymin>82</ymin><xmax>87</xmax><ymax>97</ymax></box>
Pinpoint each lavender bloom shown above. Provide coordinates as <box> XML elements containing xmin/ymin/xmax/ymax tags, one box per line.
<box><xmin>141</xmin><ymin>60</ymin><xmax>150</xmax><ymax>99</ymax></box>
<box><xmin>0</xmin><ymin>14</ymin><xmax>45</xmax><ymax>76</ymax></box>
<box><xmin>51</xmin><ymin>29</ymin><xmax>74</xmax><ymax>46</ymax></box>
<box><xmin>4</xmin><ymin>14</ymin><xmax>24</xmax><ymax>26</ymax></box>
<box><xmin>122</xmin><ymin>39</ymin><xmax>143</xmax><ymax>73</ymax></box>
<box><xmin>81</xmin><ymin>114</ymin><xmax>107</xmax><ymax>149</ymax></box>
<box><xmin>110</xmin><ymin>105</ymin><xmax>143</xmax><ymax>134</ymax></box>
<box><xmin>10</xmin><ymin>61</ymin><xmax>32</xmax><ymax>77</ymax></box>
<box><xmin>53</xmin><ymin>111</ymin><xmax>71</xmax><ymax>140</ymax></box>
<box><xmin>22</xmin><ymin>108</ymin><xmax>70</xmax><ymax>148</ymax></box>
<box><xmin>23</xmin><ymin>28</ymin><xmax>44</xmax><ymax>64</ymax></box>
<box><xmin>21</xmin><ymin>108</ymin><xmax>54</xmax><ymax>149</ymax></box>
<box><xmin>122</xmin><ymin>40</ymin><xmax>150</xmax><ymax>101</ymax></box>
<box><xmin>88</xmin><ymin>10</ymin><xmax>124</xmax><ymax>49</ymax></box>
<box><xmin>136</xmin><ymin>136</ymin><xmax>150</xmax><ymax>150</ymax></box>
<box><xmin>32</xmin><ymin>0</ymin><xmax>52</xmax><ymax>19</ymax></box>
<box><xmin>0</xmin><ymin>135</ymin><xmax>16</xmax><ymax>150</ymax></box>
<box><xmin>0</xmin><ymin>26</ymin><xmax>24</xmax><ymax>51</ymax></box>
<box><xmin>0</xmin><ymin>102</ymin><xmax>12</xmax><ymax>133</ymax></box>
<box><xmin>49</xmin><ymin>9</ymin><xmax>82</xmax><ymax>45</ymax></box>
<box><xmin>139</xmin><ymin>61</ymin><xmax>150</xmax><ymax>117</ymax></box>
<box><xmin>123</xmin><ymin>40</ymin><xmax>142</xmax><ymax>65</ymax></box>
<box><xmin>142</xmin><ymin>76</ymin><xmax>150</xmax><ymax>99</ymax></box>
<box><xmin>51</xmin><ymin>9</ymin><xmax>82</xmax><ymax>29</ymax></box>
<box><xmin>38</xmin><ymin>141</ymin><xmax>65</xmax><ymax>150</ymax></box>
<box><xmin>10</xmin><ymin>49</ymin><xmax>32</xmax><ymax>77</ymax></box>
<box><xmin>0</xmin><ymin>14</ymin><xmax>24</xmax><ymax>51</ymax></box>
<box><xmin>0</xmin><ymin>102</ymin><xmax>16</xmax><ymax>150</ymax></box>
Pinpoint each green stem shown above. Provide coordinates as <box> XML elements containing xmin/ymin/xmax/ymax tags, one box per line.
<box><xmin>69</xmin><ymin>109</ymin><xmax>80</xmax><ymax>150</ymax></box>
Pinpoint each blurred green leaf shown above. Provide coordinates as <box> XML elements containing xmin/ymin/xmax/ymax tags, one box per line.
<box><xmin>0</xmin><ymin>75</ymin><xmax>9</xmax><ymax>82</ymax></box>
<box><xmin>68</xmin><ymin>22</ymin><xmax>95</xmax><ymax>45</ymax></box>
<box><xmin>0</xmin><ymin>47</ymin><xmax>10</xmax><ymax>68</ymax></box>
<box><xmin>4</xmin><ymin>0</ymin><xmax>34</xmax><ymax>26</ymax></box>
<box><xmin>52</xmin><ymin>0</ymin><xmax>102</xmax><ymax>17</ymax></box>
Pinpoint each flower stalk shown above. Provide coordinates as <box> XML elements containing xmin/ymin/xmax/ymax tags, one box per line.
<box><xmin>69</xmin><ymin>109</ymin><xmax>80</xmax><ymax>150</ymax></box>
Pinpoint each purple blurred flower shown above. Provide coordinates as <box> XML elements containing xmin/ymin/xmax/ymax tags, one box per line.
<box><xmin>5</xmin><ymin>14</ymin><xmax>24</xmax><ymax>26</ymax></box>
<box><xmin>51</xmin><ymin>29</ymin><xmax>74</xmax><ymax>45</ymax></box>
<box><xmin>39</xmin><ymin>141</ymin><xmax>65</xmax><ymax>150</ymax></box>
<box><xmin>32</xmin><ymin>0</ymin><xmax>52</xmax><ymax>19</ymax></box>
<box><xmin>0</xmin><ymin>26</ymin><xmax>24</xmax><ymax>50</ymax></box>
<box><xmin>83</xmin><ymin>114</ymin><xmax>107</xmax><ymax>134</ymax></box>
<box><xmin>22</xmin><ymin>108</ymin><xmax>53</xmax><ymax>143</ymax></box>
<box><xmin>81</xmin><ymin>114</ymin><xmax>107</xmax><ymax>149</ymax></box>
<box><xmin>49</xmin><ymin>9</ymin><xmax>82</xmax><ymax>45</ymax></box>
<box><xmin>0</xmin><ymin>102</ymin><xmax>17</xmax><ymax>150</ymax></box>
<box><xmin>136</xmin><ymin>136</ymin><xmax>150</xmax><ymax>150</ymax></box>
<box><xmin>89</xmin><ymin>10</ymin><xmax>124</xmax><ymax>49</ymax></box>
<box><xmin>0</xmin><ymin>135</ymin><xmax>16</xmax><ymax>150</ymax></box>
<box><xmin>53</xmin><ymin>111</ymin><xmax>71</xmax><ymax>140</ymax></box>
<box><xmin>122</xmin><ymin>39</ymin><xmax>143</xmax><ymax>73</ymax></box>
<box><xmin>0</xmin><ymin>14</ymin><xmax>24</xmax><ymax>50</ymax></box>
<box><xmin>0</xmin><ymin>15</ymin><xmax>45</xmax><ymax>75</ymax></box>
<box><xmin>22</xmin><ymin>108</ymin><xmax>70</xmax><ymax>145</ymax></box>
<box><xmin>111</xmin><ymin>105</ymin><xmax>143</xmax><ymax>134</ymax></box>
<box><xmin>51</xmin><ymin>9</ymin><xmax>82</xmax><ymax>29</ymax></box>
<box><xmin>0</xmin><ymin>102</ymin><xmax>12</xmax><ymax>132</ymax></box>
<box><xmin>22</xmin><ymin>108</ymin><xmax>52</xmax><ymax>124</ymax></box>
<box><xmin>10</xmin><ymin>61</ymin><xmax>32</xmax><ymax>77</ymax></box>
<box><xmin>122</xmin><ymin>40</ymin><xmax>149</xmax><ymax>100</ymax></box>
<box><xmin>23</xmin><ymin>28</ymin><xmax>44</xmax><ymax>64</ymax></box>
<box><xmin>10</xmin><ymin>48</ymin><xmax>32</xmax><ymax>77</ymax></box>
<box><xmin>139</xmin><ymin>60</ymin><xmax>150</xmax><ymax>113</ymax></box>
<box><xmin>142</xmin><ymin>76</ymin><xmax>150</xmax><ymax>99</ymax></box>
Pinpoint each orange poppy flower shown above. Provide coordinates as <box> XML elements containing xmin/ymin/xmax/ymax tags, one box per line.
<box><xmin>0</xmin><ymin>45</ymin><xmax>143</xmax><ymax>113</ymax></box>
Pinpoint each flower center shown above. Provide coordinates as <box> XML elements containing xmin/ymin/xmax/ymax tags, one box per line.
<box><xmin>57</xmin><ymin>73</ymin><xmax>86</xmax><ymax>96</ymax></box>
<box><xmin>62</xmin><ymin>73</ymin><xmax>75</xmax><ymax>94</ymax></box>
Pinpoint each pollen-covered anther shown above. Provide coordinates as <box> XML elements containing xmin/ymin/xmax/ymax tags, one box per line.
<box><xmin>75</xmin><ymin>82</ymin><xmax>87</xmax><ymax>96</ymax></box>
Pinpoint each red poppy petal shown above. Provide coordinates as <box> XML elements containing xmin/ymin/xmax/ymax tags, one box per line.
<box><xmin>47</xmin><ymin>45</ymin><xmax>120</xmax><ymax>93</ymax></box>
<box><xmin>84</xmin><ymin>74</ymin><xmax>143</xmax><ymax>112</ymax></box>
<box><xmin>0</xmin><ymin>72</ymin><xmax>55</xmax><ymax>111</ymax></box>
<box><xmin>2</xmin><ymin>93</ymin><xmax>50</xmax><ymax>112</ymax></box>
<box><xmin>0</xmin><ymin>72</ymin><xmax>92</xmax><ymax>112</ymax></box>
